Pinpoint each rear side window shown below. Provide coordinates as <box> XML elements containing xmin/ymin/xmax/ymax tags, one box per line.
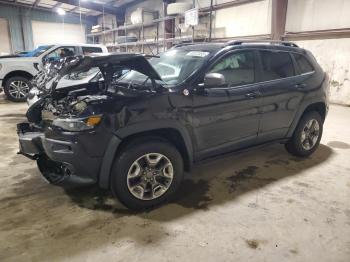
<box><xmin>293</xmin><ymin>54</ymin><xmax>314</xmax><ymax>74</ymax></box>
<box><xmin>260</xmin><ymin>51</ymin><xmax>294</xmax><ymax>81</ymax></box>
<box><xmin>82</xmin><ymin>46</ymin><xmax>103</xmax><ymax>54</ymax></box>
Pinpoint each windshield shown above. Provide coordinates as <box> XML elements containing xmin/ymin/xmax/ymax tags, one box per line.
<box><xmin>20</xmin><ymin>45</ymin><xmax>53</xmax><ymax>57</ymax></box>
<box><xmin>150</xmin><ymin>49</ymin><xmax>210</xmax><ymax>85</ymax></box>
<box><xmin>118</xmin><ymin>49</ymin><xmax>211</xmax><ymax>86</ymax></box>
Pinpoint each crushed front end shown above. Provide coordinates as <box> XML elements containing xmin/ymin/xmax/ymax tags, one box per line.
<box><xmin>17</xmin><ymin>94</ymin><xmax>113</xmax><ymax>186</ymax></box>
<box><xmin>17</xmin><ymin>53</ymin><xmax>163</xmax><ymax>186</ymax></box>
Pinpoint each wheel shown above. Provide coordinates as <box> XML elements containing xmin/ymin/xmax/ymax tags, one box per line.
<box><xmin>4</xmin><ymin>76</ymin><xmax>32</xmax><ymax>102</ymax></box>
<box><xmin>110</xmin><ymin>140</ymin><xmax>184</xmax><ymax>210</ymax></box>
<box><xmin>285</xmin><ymin>111</ymin><xmax>323</xmax><ymax>157</ymax></box>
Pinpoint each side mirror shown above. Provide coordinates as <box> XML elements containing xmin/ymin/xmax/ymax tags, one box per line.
<box><xmin>204</xmin><ymin>73</ymin><xmax>226</xmax><ymax>87</ymax></box>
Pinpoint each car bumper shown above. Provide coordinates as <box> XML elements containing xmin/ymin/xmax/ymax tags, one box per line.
<box><xmin>17</xmin><ymin>122</ymin><xmax>101</xmax><ymax>186</ymax></box>
<box><xmin>0</xmin><ymin>79</ymin><xmax>3</xmax><ymax>92</ymax></box>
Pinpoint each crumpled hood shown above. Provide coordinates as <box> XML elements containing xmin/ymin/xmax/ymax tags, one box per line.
<box><xmin>58</xmin><ymin>53</ymin><xmax>162</xmax><ymax>81</ymax></box>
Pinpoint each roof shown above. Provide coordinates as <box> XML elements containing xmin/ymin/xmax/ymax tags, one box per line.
<box><xmin>50</xmin><ymin>43</ymin><xmax>106</xmax><ymax>47</ymax></box>
<box><xmin>173</xmin><ymin>41</ymin><xmax>304</xmax><ymax>53</ymax></box>
<box><xmin>173</xmin><ymin>43</ymin><xmax>225</xmax><ymax>52</ymax></box>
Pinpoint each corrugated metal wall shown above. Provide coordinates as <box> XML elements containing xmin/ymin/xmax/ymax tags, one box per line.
<box><xmin>0</xmin><ymin>4</ymin><xmax>94</xmax><ymax>52</ymax></box>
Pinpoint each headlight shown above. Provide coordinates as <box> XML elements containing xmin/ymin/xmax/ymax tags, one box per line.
<box><xmin>52</xmin><ymin>115</ymin><xmax>102</xmax><ymax>131</ymax></box>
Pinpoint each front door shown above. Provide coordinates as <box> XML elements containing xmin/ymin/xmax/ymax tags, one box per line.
<box><xmin>191</xmin><ymin>50</ymin><xmax>263</xmax><ymax>160</ymax></box>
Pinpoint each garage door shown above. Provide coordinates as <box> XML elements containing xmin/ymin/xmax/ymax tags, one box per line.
<box><xmin>31</xmin><ymin>20</ymin><xmax>85</xmax><ymax>47</ymax></box>
<box><xmin>0</xmin><ymin>18</ymin><xmax>11</xmax><ymax>55</ymax></box>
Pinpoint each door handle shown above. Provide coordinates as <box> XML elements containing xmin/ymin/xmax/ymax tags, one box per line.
<box><xmin>245</xmin><ymin>91</ymin><xmax>260</xmax><ymax>99</ymax></box>
<box><xmin>295</xmin><ymin>83</ymin><xmax>307</xmax><ymax>89</ymax></box>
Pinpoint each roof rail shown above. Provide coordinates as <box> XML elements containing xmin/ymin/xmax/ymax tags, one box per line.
<box><xmin>226</xmin><ymin>39</ymin><xmax>299</xmax><ymax>48</ymax></box>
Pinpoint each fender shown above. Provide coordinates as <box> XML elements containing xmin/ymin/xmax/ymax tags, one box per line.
<box><xmin>286</xmin><ymin>93</ymin><xmax>327</xmax><ymax>138</ymax></box>
<box><xmin>98</xmin><ymin>120</ymin><xmax>194</xmax><ymax>189</ymax></box>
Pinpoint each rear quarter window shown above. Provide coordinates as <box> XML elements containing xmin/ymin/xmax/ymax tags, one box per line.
<box><xmin>82</xmin><ymin>46</ymin><xmax>103</xmax><ymax>54</ymax></box>
<box><xmin>293</xmin><ymin>54</ymin><xmax>314</xmax><ymax>74</ymax></box>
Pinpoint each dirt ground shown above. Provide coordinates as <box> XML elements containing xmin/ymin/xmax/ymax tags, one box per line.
<box><xmin>0</xmin><ymin>94</ymin><xmax>349</xmax><ymax>262</ymax></box>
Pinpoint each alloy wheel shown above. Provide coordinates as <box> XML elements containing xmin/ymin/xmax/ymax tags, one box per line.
<box><xmin>127</xmin><ymin>153</ymin><xmax>174</xmax><ymax>200</ymax></box>
<box><xmin>8</xmin><ymin>80</ymin><xmax>30</xmax><ymax>99</ymax></box>
<box><xmin>300</xmin><ymin>119</ymin><xmax>320</xmax><ymax>150</ymax></box>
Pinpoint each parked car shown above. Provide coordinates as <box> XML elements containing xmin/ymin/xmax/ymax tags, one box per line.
<box><xmin>0</xmin><ymin>43</ymin><xmax>108</xmax><ymax>102</ymax></box>
<box><xmin>17</xmin><ymin>41</ymin><xmax>329</xmax><ymax>210</ymax></box>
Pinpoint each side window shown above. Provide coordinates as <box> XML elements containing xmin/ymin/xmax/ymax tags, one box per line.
<box><xmin>260</xmin><ymin>51</ymin><xmax>294</xmax><ymax>81</ymax></box>
<box><xmin>82</xmin><ymin>46</ymin><xmax>103</xmax><ymax>55</ymax></box>
<box><xmin>209</xmin><ymin>51</ymin><xmax>255</xmax><ymax>87</ymax></box>
<box><xmin>46</xmin><ymin>46</ymin><xmax>76</xmax><ymax>61</ymax></box>
<box><xmin>293</xmin><ymin>54</ymin><xmax>314</xmax><ymax>74</ymax></box>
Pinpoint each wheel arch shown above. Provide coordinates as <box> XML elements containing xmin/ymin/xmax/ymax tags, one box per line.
<box><xmin>98</xmin><ymin>122</ymin><xmax>193</xmax><ymax>189</ymax></box>
<box><xmin>286</xmin><ymin>101</ymin><xmax>327</xmax><ymax>138</ymax></box>
<box><xmin>2</xmin><ymin>70</ymin><xmax>34</xmax><ymax>87</ymax></box>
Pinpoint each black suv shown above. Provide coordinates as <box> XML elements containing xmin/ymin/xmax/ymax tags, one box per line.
<box><xmin>17</xmin><ymin>40</ymin><xmax>329</xmax><ymax>210</ymax></box>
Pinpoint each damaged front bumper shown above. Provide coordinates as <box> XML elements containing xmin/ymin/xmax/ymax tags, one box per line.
<box><xmin>17</xmin><ymin>122</ymin><xmax>100</xmax><ymax>186</ymax></box>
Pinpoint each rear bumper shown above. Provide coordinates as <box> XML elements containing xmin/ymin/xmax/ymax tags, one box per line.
<box><xmin>17</xmin><ymin>123</ymin><xmax>101</xmax><ymax>186</ymax></box>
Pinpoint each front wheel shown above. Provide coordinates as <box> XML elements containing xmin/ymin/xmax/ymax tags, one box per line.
<box><xmin>285</xmin><ymin>111</ymin><xmax>323</xmax><ymax>157</ymax></box>
<box><xmin>110</xmin><ymin>140</ymin><xmax>184</xmax><ymax>210</ymax></box>
<box><xmin>4</xmin><ymin>76</ymin><xmax>32</xmax><ymax>102</ymax></box>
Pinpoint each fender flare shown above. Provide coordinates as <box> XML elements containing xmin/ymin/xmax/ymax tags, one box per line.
<box><xmin>286</xmin><ymin>97</ymin><xmax>327</xmax><ymax>138</ymax></box>
<box><xmin>98</xmin><ymin>120</ymin><xmax>193</xmax><ymax>189</ymax></box>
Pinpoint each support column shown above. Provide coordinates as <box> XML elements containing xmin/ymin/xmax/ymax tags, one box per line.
<box><xmin>163</xmin><ymin>0</ymin><xmax>175</xmax><ymax>49</ymax></box>
<box><xmin>271</xmin><ymin>0</ymin><xmax>288</xmax><ymax>40</ymax></box>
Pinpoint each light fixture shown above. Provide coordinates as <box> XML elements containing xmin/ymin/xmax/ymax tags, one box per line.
<box><xmin>57</xmin><ymin>8</ymin><xmax>66</xmax><ymax>16</ymax></box>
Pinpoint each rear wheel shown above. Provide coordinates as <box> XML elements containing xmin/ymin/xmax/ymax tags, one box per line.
<box><xmin>110</xmin><ymin>140</ymin><xmax>184</xmax><ymax>210</ymax></box>
<box><xmin>4</xmin><ymin>76</ymin><xmax>32</xmax><ymax>102</ymax></box>
<box><xmin>285</xmin><ymin>111</ymin><xmax>323</xmax><ymax>157</ymax></box>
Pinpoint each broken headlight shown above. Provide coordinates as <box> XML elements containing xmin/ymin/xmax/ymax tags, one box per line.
<box><xmin>52</xmin><ymin>115</ymin><xmax>102</xmax><ymax>131</ymax></box>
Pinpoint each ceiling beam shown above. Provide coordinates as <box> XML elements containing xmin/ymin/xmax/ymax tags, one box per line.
<box><xmin>53</xmin><ymin>0</ymin><xmax>123</xmax><ymax>15</ymax></box>
<box><xmin>0</xmin><ymin>0</ymin><xmax>94</xmax><ymax>19</ymax></box>
<box><xmin>200</xmin><ymin>0</ymin><xmax>264</xmax><ymax>12</ymax></box>
<box><xmin>32</xmin><ymin>0</ymin><xmax>40</xmax><ymax>7</ymax></box>
<box><xmin>53</xmin><ymin>2</ymin><xmax>62</xmax><ymax>8</ymax></box>
<box><xmin>121</xmin><ymin>0</ymin><xmax>145</xmax><ymax>9</ymax></box>
<box><xmin>70</xmin><ymin>6</ymin><xmax>80</xmax><ymax>12</ymax></box>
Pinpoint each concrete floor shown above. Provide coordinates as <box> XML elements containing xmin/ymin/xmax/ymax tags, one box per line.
<box><xmin>0</xmin><ymin>94</ymin><xmax>349</xmax><ymax>262</ymax></box>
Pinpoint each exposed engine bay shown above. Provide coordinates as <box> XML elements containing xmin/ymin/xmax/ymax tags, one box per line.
<box><xmin>27</xmin><ymin>53</ymin><xmax>163</xmax><ymax>125</ymax></box>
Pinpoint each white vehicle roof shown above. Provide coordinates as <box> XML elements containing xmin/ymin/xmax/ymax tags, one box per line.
<box><xmin>36</xmin><ymin>43</ymin><xmax>106</xmax><ymax>48</ymax></box>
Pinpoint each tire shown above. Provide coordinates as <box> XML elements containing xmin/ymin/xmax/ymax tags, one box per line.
<box><xmin>285</xmin><ymin>111</ymin><xmax>323</xmax><ymax>157</ymax></box>
<box><xmin>4</xmin><ymin>76</ymin><xmax>32</xmax><ymax>102</ymax></box>
<box><xmin>110</xmin><ymin>140</ymin><xmax>184</xmax><ymax>210</ymax></box>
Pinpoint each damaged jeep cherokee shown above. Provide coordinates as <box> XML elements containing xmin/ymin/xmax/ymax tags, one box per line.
<box><xmin>17</xmin><ymin>41</ymin><xmax>329</xmax><ymax>210</ymax></box>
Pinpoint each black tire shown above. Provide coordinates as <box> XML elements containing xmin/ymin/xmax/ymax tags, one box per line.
<box><xmin>4</xmin><ymin>76</ymin><xmax>32</xmax><ymax>102</ymax></box>
<box><xmin>110</xmin><ymin>140</ymin><xmax>184</xmax><ymax>210</ymax></box>
<box><xmin>285</xmin><ymin>111</ymin><xmax>323</xmax><ymax>157</ymax></box>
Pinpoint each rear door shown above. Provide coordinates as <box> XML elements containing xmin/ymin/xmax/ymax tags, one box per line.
<box><xmin>257</xmin><ymin>50</ymin><xmax>306</xmax><ymax>142</ymax></box>
<box><xmin>191</xmin><ymin>50</ymin><xmax>263</xmax><ymax>159</ymax></box>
